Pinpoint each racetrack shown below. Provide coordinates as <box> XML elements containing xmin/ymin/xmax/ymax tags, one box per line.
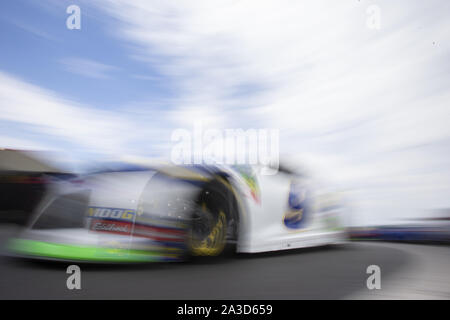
<box><xmin>0</xmin><ymin>225</ymin><xmax>449</xmax><ymax>299</ymax></box>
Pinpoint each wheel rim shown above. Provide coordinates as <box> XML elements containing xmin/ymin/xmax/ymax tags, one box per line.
<box><xmin>188</xmin><ymin>205</ymin><xmax>227</xmax><ymax>256</ymax></box>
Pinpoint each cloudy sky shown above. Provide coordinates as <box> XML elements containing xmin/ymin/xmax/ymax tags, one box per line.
<box><xmin>0</xmin><ymin>0</ymin><xmax>449</xmax><ymax>225</ymax></box>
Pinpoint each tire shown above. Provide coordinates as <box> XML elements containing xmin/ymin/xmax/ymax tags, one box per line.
<box><xmin>187</xmin><ymin>179</ymin><xmax>236</xmax><ymax>257</ymax></box>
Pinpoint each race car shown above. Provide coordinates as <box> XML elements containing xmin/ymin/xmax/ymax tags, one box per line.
<box><xmin>8</xmin><ymin>160</ymin><xmax>346</xmax><ymax>263</ymax></box>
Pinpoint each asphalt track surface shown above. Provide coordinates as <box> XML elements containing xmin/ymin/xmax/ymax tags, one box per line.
<box><xmin>0</xmin><ymin>225</ymin><xmax>449</xmax><ymax>299</ymax></box>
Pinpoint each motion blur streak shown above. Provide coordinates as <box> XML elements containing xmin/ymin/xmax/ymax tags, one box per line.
<box><xmin>0</xmin><ymin>0</ymin><xmax>450</xmax><ymax>300</ymax></box>
<box><xmin>0</xmin><ymin>1</ymin><xmax>449</xmax><ymax>226</ymax></box>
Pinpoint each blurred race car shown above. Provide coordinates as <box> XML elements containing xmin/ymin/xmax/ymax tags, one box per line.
<box><xmin>8</xmin><ymin>161</ymin><xmax>346</xmax><ymax>262</ymax></box>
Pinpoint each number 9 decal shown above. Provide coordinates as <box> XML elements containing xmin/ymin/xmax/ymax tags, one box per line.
<box><xmin>283</xmin><ymin>181</ymin><xmax>310</xmax><ymax>229</ymax></box>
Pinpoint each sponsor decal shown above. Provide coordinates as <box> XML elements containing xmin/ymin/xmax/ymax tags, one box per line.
<box><xmin>87</xmin><ymin>207</ymin><xmax>135</xmax><ymax>235</ymax></box>
<box><xmin>233</xmin><ymin>165</ymin><xmax>260</xmax><ymax>204</ymax></box>
<box><xmin>91</xmin><ymin>220</ymin><xmax>131</xmax><ymax>234</ymax></box>
<box><xmin>87</xmin><ymin>207</ymin><xmax>135</xmax><ymax>221</ymax></box>
<box><xmin>87</xmin><ymin>206</ymin><xmax>185</xmax><ymax>243</ymax></box>
<box><xmin>283</xmin><ymin>181</ymin><xmax>309</xmax><ymax>229</ymax></box>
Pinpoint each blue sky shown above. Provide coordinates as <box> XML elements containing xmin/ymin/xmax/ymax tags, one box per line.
<box><xmin>0</xmin><ymin>0</ymin><xmax>450</xmax><ymax>225</ymax></box>
<box><xmin>0</xmin><ymin>0</ymin><xmax>172</xmax><ymax>109</ymax></box>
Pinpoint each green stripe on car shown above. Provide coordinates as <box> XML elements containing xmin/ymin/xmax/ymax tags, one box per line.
<box><xmin>8</xmin><ymin>238</ymin><xmax>180</xmax><ymax>262</ymax></box>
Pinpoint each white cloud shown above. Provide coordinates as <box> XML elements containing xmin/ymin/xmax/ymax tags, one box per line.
<box><xmin>7</xmin><ymin>18</ymin><xmax>57</xmax><ymax>41</ymax></box>
<box><xmin>60</xmin><ymin>57</ymin><xmax>119</xmax><ymax>79</ymax></box>
<box><xmin>130</xmin><ymin>74</ymin><xmax>160</xmax><ymax>81</ymax></box>
<box><xmin>90</xmin><ymin>0</ymin><xmax>450</xmax><ymax>224</ymax></box>
<box><xmin>0</xmin><ymin>71</ymin><xmax>134</xmax><ymax>155</ymax></box>
<box><xmin>0</xmin><ymin>136</ymin><xmax>48</xmax><ymax>151</ymax></box>
<box><xmin>0</xmin><ymin>70</ymin><xmax>188</xmax><ymax>166</ymax></box>
<box><xmin>2</xmin><ymin>1</ymin><xmax>450</xmax><ymax>225</ymax></box>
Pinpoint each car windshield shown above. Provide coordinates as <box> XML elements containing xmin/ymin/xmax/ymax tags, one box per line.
<box><xmin>32</xmin><ymin>191</ymin><xmax>90</xmax><ymax>229</ymax></box>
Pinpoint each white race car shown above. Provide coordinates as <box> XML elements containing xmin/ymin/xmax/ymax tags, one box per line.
<box><xmin>9</xmin><ymin>161</ymin><xmax>346</xmax><ymax>262</ymax></box>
